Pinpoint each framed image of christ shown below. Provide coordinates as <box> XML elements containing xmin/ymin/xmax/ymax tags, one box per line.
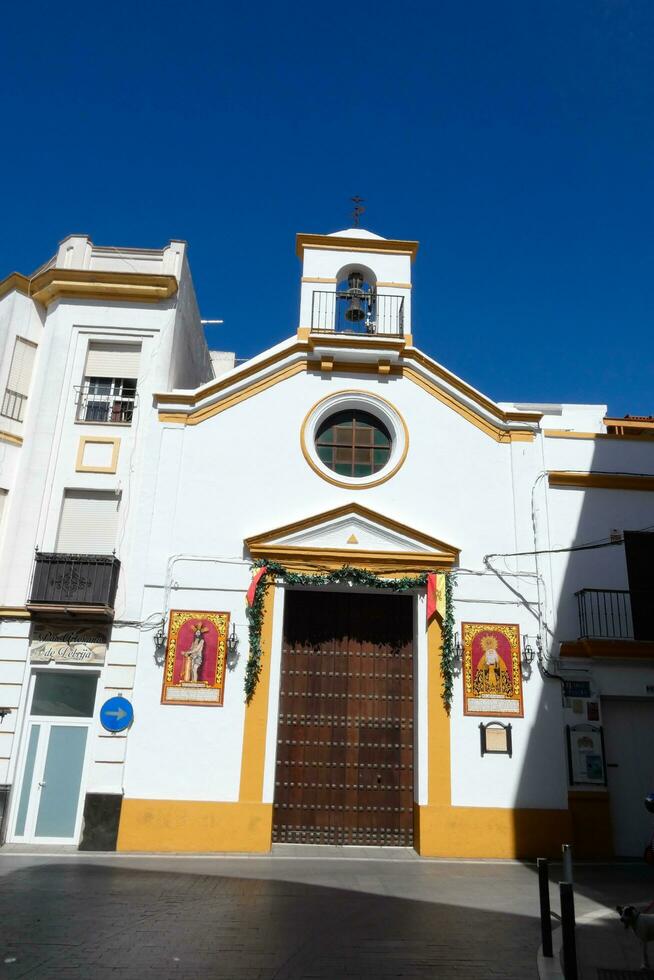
<box><xmin>462</xmin><ymin>623</ymin><xmax>523</xmax><ymax>718</ymax></box>
<box><xmin>161</xmin><ymin>611</ymin><xmax>229</xmax><ymax>706</ymax></box>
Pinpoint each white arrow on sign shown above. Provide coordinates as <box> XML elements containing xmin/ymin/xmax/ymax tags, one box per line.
<box><xmin>105</xmin><ymin>707</ymin><xmax>127</xmax><ymax>721</ymax></box>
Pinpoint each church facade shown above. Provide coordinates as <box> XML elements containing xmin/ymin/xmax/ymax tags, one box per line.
<box><xmin>0</xmin><ymin>227</ymin><xmax>652</xmax><ymax>858</ymax></box>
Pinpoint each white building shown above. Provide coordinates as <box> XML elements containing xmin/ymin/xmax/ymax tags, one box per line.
<box><xmin>0</xmin><ymin>227</ymin><xmax>652</xmax><ymax>858</ymax></box>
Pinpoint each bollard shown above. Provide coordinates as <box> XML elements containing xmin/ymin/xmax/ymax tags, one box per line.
<box><xmin>538</xmin><ymin>858</ymin><xmax>553</xmax><ymax>958</ymax></box>
<box><xmin>562</xmin><ymin>843</ymin><xmax>573</xmax><ymax>885</ymax></box>
<box><xmin>560</xmin><ymin>881</ymin><xmax>577</xmax><ymax>980</ymax></box>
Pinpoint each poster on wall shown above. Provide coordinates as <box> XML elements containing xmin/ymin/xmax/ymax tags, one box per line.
<box><xmin>566</xmin><ymin>725</ymin><xmax>606</xmax><ymax>785</ymax></box>
<box><xmin>161</xmin><ymin>610</ymin><xmax>229</xmax><ymax>706</ymax></box>
<box><xmin>462</xmin><ymin>622</ymin><xmax>523</xmax><ymax>718</ymax></box>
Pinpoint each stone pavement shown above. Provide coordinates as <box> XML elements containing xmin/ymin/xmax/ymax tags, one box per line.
<box><xmin>0</xmin><ymin>847</ymin><xmax>653</xmax><ymax>979</ymax></box>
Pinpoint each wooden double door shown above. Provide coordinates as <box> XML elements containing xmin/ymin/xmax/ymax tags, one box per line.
<box><xmin>272</xmin><ymin>590</ymin><xmax>414</xmax><ymax>846</ymax></box>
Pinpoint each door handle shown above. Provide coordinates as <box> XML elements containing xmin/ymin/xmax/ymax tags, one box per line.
<box><xmin>38</xmin><ymin>781</ymin><xmax>46</xmax><ymax>787</ymax></box>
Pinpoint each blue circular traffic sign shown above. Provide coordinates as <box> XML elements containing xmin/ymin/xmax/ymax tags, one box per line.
<box><xmin>100</xmin><ymin>695</ymin><xmax>133</xmax><ymax>733</ymax></box>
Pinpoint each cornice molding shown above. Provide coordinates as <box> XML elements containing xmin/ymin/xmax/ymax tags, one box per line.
<box><xmin>548</xmin><ymin>471</ymin><xmax>654</xmax><ymax>491</ymax></box>
<box><xmin>0</xmin><ymin>273</ymin><xmax>30</xmax><ymax>301</ymax></box>
<box><xmin>30</xmin><ymin>269</ymin><xmax>178</xmax><ymax>306</ymax></box>
<box><xmin>245</xmin><ymin>502</ymin><xmax>460</xmax><ymax>569</ymax></box>
<box><xmin>296</xmin><ymin>233</ymin><xmax>419</xmax><ymax>261</ymax></box>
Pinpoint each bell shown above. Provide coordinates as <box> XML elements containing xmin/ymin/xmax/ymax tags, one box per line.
<box><xmin>344</xmin><ymin>271</ymin><xmax>366</xmax><ymax>322</ymax></box>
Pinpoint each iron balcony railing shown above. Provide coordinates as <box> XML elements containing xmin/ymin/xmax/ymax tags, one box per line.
<box><xmin>1</xmin><ymin>388</ymin><xmax>27</xmax><ymax>422</ymax></box>
<box><xmin>576</xmin><ymin>588</ymin><xmax>636</xmax><ymax>640</ymax></box>
<box><xmin>310</xmin><ymin>290</ymin><xmax>405</xmax><ymax>337</ymax></box>
<box><xmin>75</xmin><ymin>382</ymin><xmax>137</xmax><ymax>424</ymax></box>
<box><xmin>29</xmin><ymin>553</ymin><xmax>121</xmax><ymax>612</ymax></box>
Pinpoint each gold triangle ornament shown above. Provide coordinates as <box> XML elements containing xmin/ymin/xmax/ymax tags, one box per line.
<box><xmin>346</xmin><ymin>533</ymin><xmax>359</xmax><ymax>544</ymax></box>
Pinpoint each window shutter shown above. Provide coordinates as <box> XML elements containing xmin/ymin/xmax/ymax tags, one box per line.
<box><xmin>7</xmin><ymin>338</ymin><xmax>37</xmax><ymax>396</ymax></box>
<box><xmin>56</xmin><ymin>490</ymin><xmax>120</xmax><ymax>554</ymax></box>
<box><xmin>84</xmin><ymin>342</ymin><xmax>141</xmax><ymax>379</ymax></box>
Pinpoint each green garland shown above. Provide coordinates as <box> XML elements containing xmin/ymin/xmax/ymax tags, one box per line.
<box><xmin>244</xmin><ymin>560</ymin><xmax>457</xmax><ymax>711</ymax></box>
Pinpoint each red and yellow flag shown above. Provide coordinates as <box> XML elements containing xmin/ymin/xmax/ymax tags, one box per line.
<box><xmin>246</xmin><ymin>567</ymin><xmax>267</xmax><ymax>607</ymax></box>
<box><xmin>426</xmin><ymin>572</ymin><xmax>446</xmax><ymax>624</ymax></box>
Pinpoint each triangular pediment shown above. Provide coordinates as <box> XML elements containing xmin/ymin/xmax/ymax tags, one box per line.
<box><xmin>245</xmin><ymin>503</ymin><xmax>459</xmax><ymax>571</ymax></box>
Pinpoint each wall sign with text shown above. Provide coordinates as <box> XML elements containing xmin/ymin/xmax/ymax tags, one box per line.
<box><xmin>30</xmin><ymin>626</ymin><xmax>108</xmax><ymax>666</ymax></box>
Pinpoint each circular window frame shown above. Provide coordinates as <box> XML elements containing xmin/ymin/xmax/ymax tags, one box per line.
<box><xmin>300</xmin><ymin>390</ymin><xmax>409</xmax><ymax>489</ymax></box>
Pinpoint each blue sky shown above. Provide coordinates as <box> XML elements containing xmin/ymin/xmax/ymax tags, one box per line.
<box><xmin>2</xmin><ymin>1</ymin><xmax>653</xmax><ymax>415</ymax></box>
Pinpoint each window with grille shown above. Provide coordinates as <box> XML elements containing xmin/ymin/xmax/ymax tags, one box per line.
<box><xmin>1</xmin><ymin>337</ymin><xmax>37</xmax><ymax>422</ymax></box>
<box><xmin>76</xmin><ymin>342</ymin><xmax>140</xmax><ymax>424</ymax></box>
<box><xmin>315</xmin><ymin>410</ymin><xmax>392</xmax><ymax>477</ymax></box>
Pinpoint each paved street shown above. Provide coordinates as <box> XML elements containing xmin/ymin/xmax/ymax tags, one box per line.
<box><xmin>1</xmin><ymin>847</ymin><xmax>654</xmax><ymax>979</ymax></box>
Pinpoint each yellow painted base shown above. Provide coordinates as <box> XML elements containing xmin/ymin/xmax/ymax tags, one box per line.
<box><xmin>116</xmin><ymin>800</ymin><xmax>273</xmax><ymax>853</ymax></box>
<box><xmin>415</xmin><ymin>804</ymin><xmax>573</xmax><ymax>859</ymax></box>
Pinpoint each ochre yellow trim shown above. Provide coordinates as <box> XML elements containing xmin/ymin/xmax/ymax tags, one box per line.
<box><xmin>378</xmin><ymin>359</ymin><xmax>391</xmax><ymax>375</ymax></box>
<box><xmin>561</xmin><ymin>638</ymin><xmax>654</xmax><ymax>659</ymax></box>
<box><xmin>154</xmin><ymin>334</ymin><xmax>538</xmax><ymax>442</ymax></box>
<box><xmin>404</xmin><ymin>366</ymin><xmax>534</xmax><ymax>444</ymax></box>
<box><xmin>246</xmin><ymin>502</ymin><xmax>460</xmax><ymax>566</ymax></box>
<box><xmin>299</xmin><ymin>389</ymin><xmax>410</xmax><ymax>489</ymax></box>
<box><xmin>548</xmin><ymin>471</ymin><xmax>654</xmax><ymax>491</ymax></box>
<box><xmin>75</xmin><ymin>436</ymin><xmax>120</xmax><ymax>474</ymax></box>
<box><xmin>300</xmin><ymin>276</ymin><xmax>337</xmax><ymax>284</ymax></box>
<box><xmin>428</xmin><ymin>615</ymin><xmax>450</xmax><ymax>806</ymax></box>
<box><xmin>404</xmin><ymin>349</ymin><xmax>542</xmax><ymax>426</ymax></box>
<box><xmin>605</xmin><ymin>416</ymin><xmax>654</xmax><ymax>431</ymax></box>
<box><xmin>116</xmin><ymin>800</ymin><xmax>273</xmax><ymax>853</ymax></box>
<box><xmin>159</xmin><ymin>362</ymin><xmax>306</xmax><ymax>425</ymax></box>
<box><xmin>0</xmin><ymin>273</ymin><xmax>30</xmax><ymax>301</ymax></box>
<box><xmin>320</xmin><ymin>356</ymin><xmax>334</xmax><ymax>372</ymax></box>
<box><xmin>296</xmin><ymin>232</ymin><xmax>419</xmax><ymax>261</ymax></box>
<box><xmin>545</xmin><ymin>428</ymin><xmax>654</xmax><ymax>442</ymax></box>
<box><xmin>156</xmin><ymin>341</ymin><xmax>308</xmax><ymax>406</ymax></box>
<box><xmin>308</xmin><ymin>334</ymin><xmax>406</xmax><ymax>354</ymax></box>
<box><xmin>0</xmin><ymin>607</ymin><xmax>30</xmax><ymax>619</ymax></box>
<box><xmin>0</xmin><ymin>430</ymin><xmax>23</xmax><ymax>447</ymax></box>
<box><xmin>239</xmin><ymin>584</ymin><xmax>275</xmax><ymax>808</ymax></box>
<box><xmin>568</xmin><ymin>791</ymin><xmax>613</xmax><ymax>858</ymax></box>
<box><xmin>416</xmin><ymin>804</ymin><xmax>572</xmax><ymax>858</ymax></box>
<box><xmin>247</xmin><ymin>548</ymin><xmax>455</xmax><ymax>572</ymax></box>
<box><xmin>29</xmin><ymin>269</ymin><xmax>178</xmax><ymax>306</ymax></box>
<box><xmin>376</xmin><ymin>281</ymin><xmax>412</xmax><ymax>289</ymax></box>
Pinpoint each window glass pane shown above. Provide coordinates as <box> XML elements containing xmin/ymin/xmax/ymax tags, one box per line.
<box><xmin>315</xmin><ymin>410</ymin><xmax>392</xmax><ymax>477</ymax></box>
<box><xmin>31</xmin><ymin>673</ymin><xmax>98</xmax><ymax>718</ymax></box>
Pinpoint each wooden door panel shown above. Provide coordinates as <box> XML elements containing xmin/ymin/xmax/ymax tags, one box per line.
<box><xmin>273</xmin><ymin>590</ymin><xmax>414</xmax><ymax>846</ymax></box>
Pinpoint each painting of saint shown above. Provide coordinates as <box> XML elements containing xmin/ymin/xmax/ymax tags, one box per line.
<box><xmin>161</xmin><ymin>610</ymin><xmax>229</xmax><ymax>706</ymax></box>
<box><xmin>462</xmin><ymin>623</ymin><xmax>523</xmax><ymax>717</ymax></box>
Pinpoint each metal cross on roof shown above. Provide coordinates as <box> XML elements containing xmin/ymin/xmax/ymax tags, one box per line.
<box><xmin>351</xmin><ymin>196</ymin><xmax>366</xmax><ymax>227</ymax></box>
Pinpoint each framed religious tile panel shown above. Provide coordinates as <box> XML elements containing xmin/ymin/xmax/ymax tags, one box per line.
<box><xmin>161</xmin><ymin>610</ymin><xmax>229</xmax><ymax>707</ymax></box>
<box><xmin>462</xmin><ymin>622</ymin><xmax>523</xmax><ymax>718</ymax></box>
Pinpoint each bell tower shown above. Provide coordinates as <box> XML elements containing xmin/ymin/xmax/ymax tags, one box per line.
<box><xmin>296</xmin><ymin>228</ymin><xmax>419</xmax><ymax>346</ymax></box>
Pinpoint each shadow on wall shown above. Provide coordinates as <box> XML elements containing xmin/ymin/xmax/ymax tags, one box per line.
<box><xmin>508</xmin><ymin>436</ymin><xmax>654</xmax><ymax>860</ymax></box>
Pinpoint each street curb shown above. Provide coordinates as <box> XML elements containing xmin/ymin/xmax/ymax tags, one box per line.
<box><xmin>537</xmin><ymin>907</ymin><xmax>615</xmax><ymax>979</ymax></box>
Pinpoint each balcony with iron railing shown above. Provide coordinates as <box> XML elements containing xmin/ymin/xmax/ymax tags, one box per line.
<box><xmin>1</xmin><ymin>388</ymin><xmax>27</xmax><ymax>422</ymax></box>
<box><xmin>310</xmin><ymin>290</ymin><xmax>405</xmax><ymax>337</ymax></box>
<box><xmin>27</xmin><ymin>552</ymin><xmax>121</xmax><ymax>617</ymax></box>
<box><xmin>576</xmin><ymin>588</ymin><xmax>653</xmax><ymax>642</ymax></box>
<box><xmin>75</xmin><ymin>379</ymin><xmax>137</xmax><ymax>424</ymax></box>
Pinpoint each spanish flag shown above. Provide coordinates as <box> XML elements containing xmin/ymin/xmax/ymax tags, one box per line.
<box><xmin>426</xmin><ymin>572</ymin><xmax>446</xmax><ymax>624</ymax></box>
<box><xmin>246</xmin><ymin>567</ymin><xmax>267</xmax><ymax>607</ymax></box>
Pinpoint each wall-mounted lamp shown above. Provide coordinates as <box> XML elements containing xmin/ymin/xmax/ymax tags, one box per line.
<box><xmin>153</xmin><ymin>623</ymin><xmax>167</xmax><ymax>667</ymax></box>
<box><xmin>227</xmin><ymin>623</ymin><xmax>240</xmax><ymax>670</ymax></box>
<box><xmin>453</xmin><ymin>632</ymin><xmax>463</xmax><ymax>672</ymax></box>
<box><xmin>521</xmin><ymin>634</ymin><xmax>542</xmax><ymax>674</ymax></box>
<box><xmin>0</xmin><ymin>708</ymin><xmax>12</xmax><ymax>724</ymax></box>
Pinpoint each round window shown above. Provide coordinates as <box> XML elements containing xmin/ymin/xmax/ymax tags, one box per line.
<box><xmin>315</xmin><ymin>410</ymin><xmax>392</xmax><ymax>478</ymax></box>
<box><xmin>301</xmin><ymin>390</ymin><xmax>409</xmax><ymax>489</ymax></box>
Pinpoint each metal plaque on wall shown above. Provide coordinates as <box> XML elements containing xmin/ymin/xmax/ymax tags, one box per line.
<box><xmin>30</xmin><ymin>626</ymin><xmax>108</xmax><ymax>666</ymax></box>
